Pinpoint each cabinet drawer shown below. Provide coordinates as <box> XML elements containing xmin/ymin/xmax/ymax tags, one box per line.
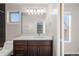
<box><xmin>14</xmin><ymin>50</ymin><xmax>25</xmax><ymax>56</ymax></box>
<box><xmin>14</xmin><ymin>47</ymin><xmax>25</xmax><ymax>50</ymax></box>
<box><xmin>15</xmin><ymin>54</ymin><xmax>24</xmax><ymax>56</ymax></box>
<box><xmin>28</xmin><ymin>40</ymin><xmax>52</xmax><ymax>46</ymax></box>
<box><xmin>14</xmin><ymin>40</ymin><xmax>27</xmax><ymax>45</ymax></box>
<box><xmin>14</xmin><ymin>43</ymin><xmax>25</xmax><ymax>45</ymax></box>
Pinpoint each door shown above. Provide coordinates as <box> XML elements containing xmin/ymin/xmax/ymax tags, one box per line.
<box><xmin>0</xmin><ymin>4</ymin><xmax>5</xmax><ymax>47</ymax></box>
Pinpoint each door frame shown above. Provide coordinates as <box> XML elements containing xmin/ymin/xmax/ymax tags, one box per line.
<box><xmin>60</xmin><ymin>3</ymin><xmax>64</xmax><ymax>56</ymax></box>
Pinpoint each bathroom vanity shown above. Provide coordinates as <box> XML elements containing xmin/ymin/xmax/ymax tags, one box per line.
<box><xmin>13</xmin><ymin>36</ymin><xmax>53</xmax><ymax>56</ymax></box>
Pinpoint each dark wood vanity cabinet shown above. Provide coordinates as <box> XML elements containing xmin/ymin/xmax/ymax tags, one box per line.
<box><xmin>13</xmin><ymin>40</ymin><xmax>53</xmax><ymax>56</ymax></box>
<box><xmin>0</xmin><ymin>4</ymin><xmax>5</xmax><ymax>47</ymax></box>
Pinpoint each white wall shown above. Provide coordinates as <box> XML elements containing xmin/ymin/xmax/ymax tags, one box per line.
<box><xmin>64</xmin><ymin>3</ymin><xmax>79</xmax><ymax>54</ymax></box>
<box><xmin>6</xmin><ymin>4</ymin><xmax>22</xmax><ymax>41</ymax></box>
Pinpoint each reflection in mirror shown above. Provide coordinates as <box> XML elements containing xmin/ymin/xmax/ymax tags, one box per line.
<box><xmin>37</xmin><ymin>22</ymin><xmax>45</xmax><ymax>36</ymax></box>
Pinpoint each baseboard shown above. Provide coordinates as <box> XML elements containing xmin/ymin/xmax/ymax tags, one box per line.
<box><xmin>64</xmin><ymin>51</ymin><xmax>79</xmax><ymax>54</ymax></box>
<box><xmin>64</xmin><ymin>54</ymin><xmax>79</xmax><ymax>56</ymax></box>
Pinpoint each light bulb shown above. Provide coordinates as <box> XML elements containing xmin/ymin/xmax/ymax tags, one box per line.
<box><xmin>37</xmin><ymin>9</ymin><xmax>40</xmax><ymax>15</ymax></box>
<box><xmin>30</xmin><ymin>9</ymin><xmax>33</xmax><ymax>15</ymax></box>
<box><xmin>33</xmin><ymin>9</ymin><xmax>37</xmax><ymax>15</ymax></box>
<box><xmin>40</xmin><ymin>9</ymin><xmax>44</xmax><ymax>15</ymax></box>
<box><xmin>26</xmin><ymin>9</ymin><xmax>29</xmax><ymax>13</ymax></box>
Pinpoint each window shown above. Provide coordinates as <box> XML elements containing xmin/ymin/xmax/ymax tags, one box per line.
<box><xmin>9</xmin><ymin>11</ymin><xmax>21</xmax><ymax>23</ymax></box>
<box><xmin>64</xmin><ymin>14</ymin><xmax>71</xmax><ymax>43</ymax></box>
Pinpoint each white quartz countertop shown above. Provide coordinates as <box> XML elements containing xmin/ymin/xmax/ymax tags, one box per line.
<box><xmin>14</xmin><ymin>35</ymin><xmax>53</xmax><ymax>40</ymax></box>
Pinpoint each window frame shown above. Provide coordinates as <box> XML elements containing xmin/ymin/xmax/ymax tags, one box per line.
<box><xmin>9</xmin><ymin>11</ymin><xmax>21</xmax><ymax>23</ymax></box>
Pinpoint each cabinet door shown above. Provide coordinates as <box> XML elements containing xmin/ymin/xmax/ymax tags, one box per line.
<box><xmin>28</xmin><ymin>40</ymin><xmax>40</xmax><ymax>56</ymax></box>
<box><xmin>39</xmin><ymin>45</ymin><xmax>52</xmax><ymax>56</ymax></box>
<box><xmin>27</xmin><ymin>40</ymin><xmax>53</xmax><ymax>56</ymax></box>
<box><xmin>28</xmin><ymin>45</ymin><xmax>40</xmax><ymax>56</ymax></box>
<box><xmin>28</xmin><ymin>45</ymin><xmax>52</xmax><ymax>56</ymax></box>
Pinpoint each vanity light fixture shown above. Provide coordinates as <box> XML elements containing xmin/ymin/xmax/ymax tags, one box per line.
<box><xmin>37</xmin><ymin>9</ymin><xmax>40</xmax><ymax>15</ymax></box>
<box><xmin>26</xmin><ymin>8</ymin><xmax>30</xmax><ymax>15</ymax></box>
<box><xmin>26</xmin><ymin>8</ymin><xmax>46</xmax><ymax>15</ymax></box>
<box><xmin>40</xmin><ymin>9</ymin><xmax>44</xmax><ymax>15</ymax></box>
<box><xmin>33</xmin><ymin>9</ymin><xmax>37</xmax><ymax>15</ymax></box>
<box><xmin>30</xmin><ymin>9</ymin><xmax>33</xmax><ymax>15</ymax></box>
